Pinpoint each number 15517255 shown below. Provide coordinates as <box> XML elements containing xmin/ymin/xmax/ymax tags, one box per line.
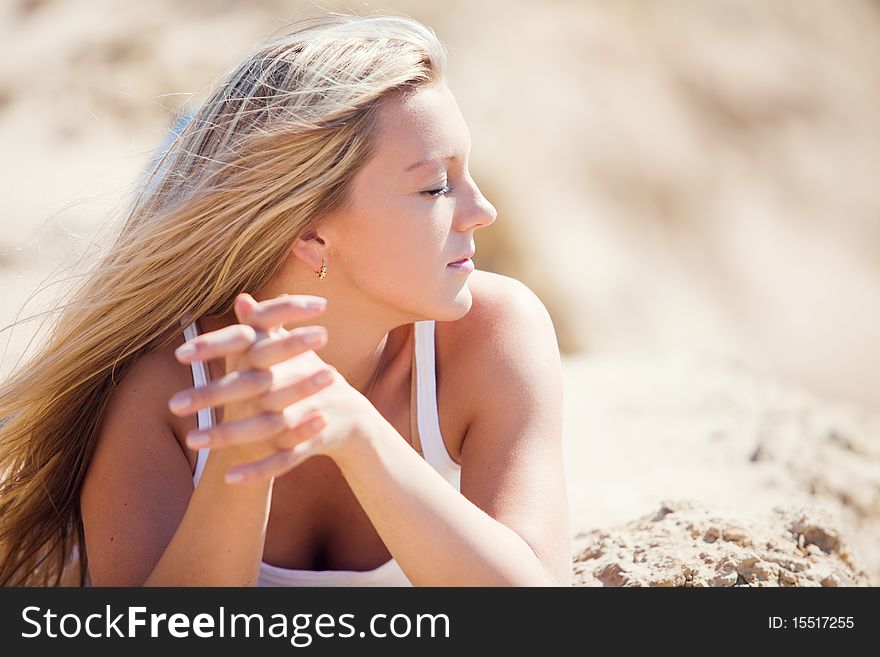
<box><xmin>769</xmin><ymin>616</ymin><xmax>854</xmax><ymax>629</ymax></box>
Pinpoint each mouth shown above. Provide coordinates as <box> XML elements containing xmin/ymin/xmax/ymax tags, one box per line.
<box><xmin>448</xmin><ymin>249</ymin><xmax>476</xmax><ymax>265</ymax></box>
<box><xmin>447</xmin><ymin>253</ymin><xmax>475</xmax><ymax>272</ymax></box>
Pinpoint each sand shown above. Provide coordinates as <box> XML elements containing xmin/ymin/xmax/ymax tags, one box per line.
<box><xmin>574</xmin><ymin>500</ymin><xmax>870</xmax><ymax>587</ymax></box>
<box><xmin>562</xmin><ymin>352</ymin><xmax>879</xmax><ymax>585</ymax></box>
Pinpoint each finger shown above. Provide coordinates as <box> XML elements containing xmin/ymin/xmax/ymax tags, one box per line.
<box><xmin>246</xmin><ymin>326</ymin><xmax>328</xmax><ymax>369</ymax></box>
<box><xmin>256</xmin><ymin>367</ymin><xmax>335</xmax><ymax>413</ymax></box>
<box><xmin>184</xmin><ymin>409</ymin><xmax>324</xmax><ymax>450</ymax></box>
<box><xmin>225</xmin><ymin>434</ymin><xmax>325</xmax><ymax>484</ymax></box>
<box><xmin>274</xmin><ymin>412</ymin><xmax>326</xmax><ymax>450</ymax></box>
<box><xmin>168</xmin><ymin>368</ymin><xmax>273</xmax><ymax>416</ymax></box>
<box><xmin>185</xmin><ymin>410</ymin><xmax>287</xmax><ymax>449</ymax></box>
<box><xmin>246</xmin><ymin>294</ymin><xmax>327</xmax><ymax>331</ymax></box>
<box><xmin>235</xmin><ymin>294</ymin><xmax>274</xmax><ymax>351</ymax></box>
<box><xmin>174</xmin><ymin>324</ymin><xmax>258</xmax><ymax>364</ymax></box>
<box><xmin>234</xmin><ymin>293</ymin><xmax>259</xmax><ymax>325</ymax></box>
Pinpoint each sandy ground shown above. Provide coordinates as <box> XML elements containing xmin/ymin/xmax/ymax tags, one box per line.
<box><xmin>1</xmin><ymin>0</ymin><xmax>878</xmax><ymax>585</ymax></box>
<box><xmin>562</xmin><ymin>352</ymin><xmax>879</xmax><ymax>585</ymax></box>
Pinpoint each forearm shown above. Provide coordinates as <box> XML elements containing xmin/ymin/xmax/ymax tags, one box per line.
<box><xmin>334</xmin><ymin>416</ymin><xmax>555</xmax><ymax>587</ymax></box>
<box><xmin>144</xmin><ymin>446</ymin><xmax>273</xmax><ymax>586</ymax></box>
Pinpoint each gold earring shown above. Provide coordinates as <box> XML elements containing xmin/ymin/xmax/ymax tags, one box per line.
<box><xmin>316</xmin><ymin>260</ymin><xmax>327</xmax><ymax>280</ymax></box>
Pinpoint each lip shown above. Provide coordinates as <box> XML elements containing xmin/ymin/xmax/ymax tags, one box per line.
<box><xmin>447</xmin><ymin>249</ymin><xmax>476</xmax><ymax>265</ymax></box>
<box><xmin>447</xmin><ymin>258</ymin><xmax>474</xmax><ymax>271</ymax></box>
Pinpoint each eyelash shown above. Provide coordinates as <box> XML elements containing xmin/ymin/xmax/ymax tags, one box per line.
<box><xmin>422</xmin><ymin>184</ymin><xmax>452</xmax><ymax>198</ymax></box>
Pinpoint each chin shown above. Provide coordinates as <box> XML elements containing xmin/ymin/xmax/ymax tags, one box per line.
<box><xmin>400</xmin><ymin>273</ymin><xmax>474</xmax><ymax>323</ymax></box>
<box><xmin>434</xmin><ymin>283</ymin><xmax>473</xmax><ymax>321</ymax></box>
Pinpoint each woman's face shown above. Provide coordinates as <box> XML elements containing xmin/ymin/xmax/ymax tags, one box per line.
<box><xmin>320</xmin><ymin>82</ymin><xmax>497</xmax><ymax>322</ymax></box>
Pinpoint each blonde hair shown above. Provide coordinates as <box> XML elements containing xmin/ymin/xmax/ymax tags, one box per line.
<box><xmin>0</xmin><ymin>11</ymin><xmax>447</xmax><ymax>586</ymax></box>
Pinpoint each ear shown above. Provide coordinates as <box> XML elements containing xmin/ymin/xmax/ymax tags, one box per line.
<box><xmin>290</xmin><ymin>228</ymin><xmax>327</xmax><ymax>270</ymax></box>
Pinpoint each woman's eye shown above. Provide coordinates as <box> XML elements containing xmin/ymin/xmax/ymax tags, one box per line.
<box><xmin>422</xmin><ymin>184</ymin><xmax>452</xmax><ymax>198</ymax></box>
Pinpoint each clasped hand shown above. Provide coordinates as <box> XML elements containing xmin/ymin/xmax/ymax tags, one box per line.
<box><xmin>168</xmin><ymin>293</ymin><xmax>376</xmax><ymax>484</ymax></box>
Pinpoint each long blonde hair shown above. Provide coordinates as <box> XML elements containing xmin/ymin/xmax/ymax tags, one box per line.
<box><xmin>0</xmin><ymin>11</ymin><xmax>447</xmax><ymax>586</ymax></box>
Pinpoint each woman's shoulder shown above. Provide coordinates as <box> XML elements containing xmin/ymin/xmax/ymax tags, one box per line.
<box><xmin>438</xmin><ymin>269</ymin><xmax>559</xmax><ymax>423</ymax></box>
<box><xmin>444</xmin><ymin>269</ymin><xmax>554</xmax><ymax>346</ymax></box>
<box><xmin>81</xmin><ymin>333</ymin><xmax>199</xmax><ymax>585</ymax></box>
<box><xmin>114</xmin><ymin>332</ymin><xmax>192</xmax><ymax>410</ymax></box>
<box><xmin>100</xmin><ymin>332</ymin><xmax>195</xmax><ymax>464</ymax></box>
<box><xmin>471</xmin><ymin>268</ymin><xmax>547</xmax><ymax>310</ymax></box>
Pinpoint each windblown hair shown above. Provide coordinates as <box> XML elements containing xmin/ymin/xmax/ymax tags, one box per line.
<box><xmin>0</xmin><ymin>11</ymin><xmax>447</xmax><ymax>586</ymax></box>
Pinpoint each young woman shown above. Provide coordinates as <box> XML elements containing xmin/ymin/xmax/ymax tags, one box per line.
<box><xmin>0</xmin><ymin>12</ymin><xmax>571</xmax><ymax>586</ymax></box>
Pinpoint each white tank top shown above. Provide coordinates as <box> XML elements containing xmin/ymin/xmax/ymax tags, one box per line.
<box><xmin>180</xmin><ymin>318</ymin><xmax>461</xmax><ymax>586</ymax></box>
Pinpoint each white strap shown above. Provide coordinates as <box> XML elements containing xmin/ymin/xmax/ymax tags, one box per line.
<box><xmin>181</xmin><ymin>319</ymin><xmax>212</xmax><ymax>486</ymax></box>
<box><xmin>414</xmin><ymin>320</ymin><xmax>461</xmax><ymax>479</ymax></box>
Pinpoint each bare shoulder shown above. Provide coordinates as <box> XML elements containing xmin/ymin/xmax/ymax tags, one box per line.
<box><xmin>439</xmin><ymin>269</ymin><xmax>560</xmax><ymax>425</ymax></box>
<box><xmin>80</xmin><ymin>335</ymin><xmax>196</xmax><ymax>585</ymax></box>
<box><xmin>106</xmin><ymin>336</ymin><xmax>194</xmax><ymax>452</ymax></box>
<box><xmin>445</xmin><ymin>268</ymin><xmax>558</xmax><ymax>362</ymax></box>
<box><xmin>457</xmin><ymin>268</ymin><xmax>553</xmax><ymax>329</ymax></box>
<box><xmin>439</xmin><ymin>270</ymin><xmax>571</xmax><ymax>585</ymax></box>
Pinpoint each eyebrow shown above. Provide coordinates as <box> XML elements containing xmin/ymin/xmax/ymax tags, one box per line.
<box><xmin>403</xmin><ymin>154</ymin><xmax>457</xmax><ymax>173</ymax></box>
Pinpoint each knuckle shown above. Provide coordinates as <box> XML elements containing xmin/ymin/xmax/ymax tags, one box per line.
<box><xmin>276</xmin><ymin>335</ymin><xmax>299</xmax><ymax>354</ymax></box>
<box><xmin>230</xmin><ymin>370</ymin><xmax>257</xmax><ymax>394</ymax></box>
<box><xmin>245</xmin><ymin>344</ymin><xmax>271</xmax><ymax>370</ymax></box>
<box><xmin>188</xmin><ymin>388</ymin><xmax>206</xmax><ymax>408</ymax></box>
<box><xmin>259</xmin><ymin>298</ymin><xmax>280</xmax><ymax>315</ymax></box>
<box><xmin>237</xmin><ymin>324</ymin><xmax>257</xmax><ymax>343</ymax></box>
<box><xmin>210</xmin><ymin>427</ymin><xmax>227</xmax><ymax>446</ymax></box>
<box><xmin>246</xmin><ymin>369</ymin><xmax>273</xmax><ymax>390</ymax></box>
<box><xmin>265</xmin><ymin>412</ymin><xmax>286</xmax><ymax>434</ymax></box>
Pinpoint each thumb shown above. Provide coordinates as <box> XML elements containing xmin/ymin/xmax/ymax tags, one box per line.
<box><xmin>234</xmin><ymin>292</ymin><xmax>257</xmax><ymax>324</ymax></box>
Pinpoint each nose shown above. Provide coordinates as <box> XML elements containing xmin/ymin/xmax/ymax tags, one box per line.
<box><xmin>456</xmin><ymin>180</ymin><xmax>498</xmax><ymax>232</ymax></box>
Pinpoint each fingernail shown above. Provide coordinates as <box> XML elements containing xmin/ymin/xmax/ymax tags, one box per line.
<box><xmin>169</xmin><ymin>392</ymin><xmax>191</xmax><ymax>412</ymax></box>
<box><xmin>312</xmin><ymin>370</ymin><xmax>332</xmax><ymax>385</ymax></box>
<box><xmin>225</xmin><ymin>471</ymin><xmax>244</xmax><ymax>485</ymax></box>
<box><xmin>303</xmin><ymin>328</ymin><xmax>326</xmax><ymax>347</ymax></box>
<box><xmin>175</xmin><ymin>344</ymin><xmax>196</xmax><ymax>359</ymax></box>
<box><xmin>305</xmin><ymin>298</ymin><xmax>326</xmax><ymax>310</ymax></box>
<box><xmin>186</xmin><ymin>433</ymin><xmax>210</xmax><ymax>449</ymax></box>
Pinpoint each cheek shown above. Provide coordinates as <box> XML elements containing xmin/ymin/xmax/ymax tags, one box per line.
<box><xmin>339</xmin><ymin>222</ymin><xmax>424</xmax><ymax>286</ymax></box>
<box><xmin>375</xmin><ymin>230</ymin><xmax>442</xmax><ymax>283</ymax></box>
<box><xmin>339</xmin><ymin>197</ymin><xmax>450</xmax><ymax>289</ymax></box>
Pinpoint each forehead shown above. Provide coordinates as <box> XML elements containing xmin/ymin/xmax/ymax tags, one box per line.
<box><xmin>373</xmin><ymin>84</ymin><xmax>471</xmax><ymax>159</ymax></box>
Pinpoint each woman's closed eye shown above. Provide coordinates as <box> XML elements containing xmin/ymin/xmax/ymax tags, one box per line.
<box><xmin>422</xmin><ymin>184</ymin><xmax>452</xmax><ymax>198</ymax></box>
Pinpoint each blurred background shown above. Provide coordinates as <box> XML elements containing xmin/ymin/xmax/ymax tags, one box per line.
<box><xmin>1</xmin><ymin>0</ymin><xmax>878</xmax><ymax>585</ymax></box>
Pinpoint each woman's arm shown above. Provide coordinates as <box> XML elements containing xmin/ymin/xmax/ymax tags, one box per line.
<box><xmin>81</xmin><ymin>355</ymin><xmax>275</xmax><ymax>586</ymax></box>
<box><xmin>81</xmin><ymin>295</ymin><xmax>330</xmax><ymax>586</ymax></box>
<box><xmin>142</xmin><ymin>451</ymin><xmax>281</xmax><ymax>587</ymax></box>
<box><xmin>333</xmin><ymin>275</ymin><xmax>572</xmax><ymax>586</ymax></box>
